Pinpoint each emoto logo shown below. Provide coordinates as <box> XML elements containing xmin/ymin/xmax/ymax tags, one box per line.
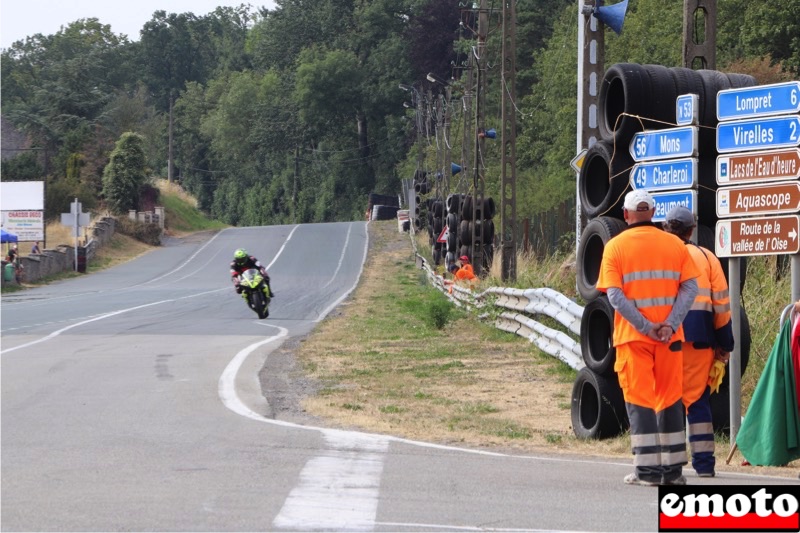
<box><xmin>658</xmin><ymin>485</ymin><xmax>800</xmax><ymax>532</ymax></box>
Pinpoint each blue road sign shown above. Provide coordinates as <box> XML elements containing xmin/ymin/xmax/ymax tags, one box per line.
<box><xmin>717</xmin><ymin>115</ymin><xmax>800</xmax><ymax>153</ymax></box>
<box><xmin>651</xmin><ymin>190</ymin><xmax>696</xmax><ymax>223</ymax></box>
<box><xmin>630</xmin><ymin>126</ymin><xmax>698</xmax><ymax>162</ymax></box>
<box><xmin>676</xmin><ymin>94</ymin><xmax>699</xmax><ymax>126</ymax></box>
<box><xmin>630</xmin><ymin>158</ymin><xmax>697</xmax><ymax>191</ymax></box>
<box><xmin>717</xmin><ymin>81</ymin><xmax>800</xmax><ymax>121</ymax></box>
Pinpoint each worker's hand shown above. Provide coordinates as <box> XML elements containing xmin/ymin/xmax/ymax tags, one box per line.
<box><xmin>714</xmin><ymin>347</ymin><xmax>730</xmax><ymax>364</ymax></box>
<box><xmin>647</xmin><ymin>322</ymin><xmax>672</xmax><ymax>343</ymax></box>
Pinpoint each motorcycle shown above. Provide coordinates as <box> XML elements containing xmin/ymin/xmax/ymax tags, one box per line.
<box><xmin>237</xmin><ymin>268</ymin><xmax>270</xmax><ymax>319</ymax></box>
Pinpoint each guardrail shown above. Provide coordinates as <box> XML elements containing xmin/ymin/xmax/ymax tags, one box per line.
<box><xmin>416</xmin><ymin>253</ymin><xmax>585</xmax><ymax>371</ymax></box>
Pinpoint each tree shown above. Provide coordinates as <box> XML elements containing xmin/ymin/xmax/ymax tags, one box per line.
<box><xmin>102</xmin><ymin>132</ymin><xmax>147</xmax><ymax>213</ymax></box>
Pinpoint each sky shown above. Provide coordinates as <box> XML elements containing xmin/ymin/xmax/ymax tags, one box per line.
<box><xmin>0</xmin><ymin>0</ymin><xmax>276</xmax><ymax>49</ymax></box>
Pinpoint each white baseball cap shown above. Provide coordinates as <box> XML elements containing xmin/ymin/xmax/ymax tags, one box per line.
<box><xmin>623</xmin><ymin>189</ymin><xmax>655</xmax><ymax>211</ymax></box>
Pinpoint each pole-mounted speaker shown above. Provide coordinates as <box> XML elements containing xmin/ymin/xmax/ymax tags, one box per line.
<box><xmin>584</xmin><ymin>0</ymin><xmax>628</xmax><ymax>35</ymax></box>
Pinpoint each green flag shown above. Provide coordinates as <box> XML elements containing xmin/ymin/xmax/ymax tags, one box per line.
<box><xmin>736</xmin><ymin>318</ymin><xmax>800</xmax><ymax>466</ymax></box>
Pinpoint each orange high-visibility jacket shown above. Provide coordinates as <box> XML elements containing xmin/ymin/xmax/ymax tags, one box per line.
<box><xmin>682</xmin><ymin>243</ymin><xmax>734</xmax><ymax>350</ymax></box>
<box><xmin>597</xmin><ymin>223</ymin><xmax>700</xmax><ymax>346</ymax></box>
<box><xmin>455</xmin><ymin>264</ymin><xmax>476</xmax><ymax>281</ymax></box>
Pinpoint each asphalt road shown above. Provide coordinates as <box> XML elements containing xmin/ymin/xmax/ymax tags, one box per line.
<box><xmin>1</xmin><ymin>222</ymin><xmax>795</xmax><ymax>532</ymax></box>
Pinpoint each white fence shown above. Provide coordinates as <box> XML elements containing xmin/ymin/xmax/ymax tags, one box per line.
<box><xmin>418</xmin><ymin>254</ymin><xmax>586</xmax><ymax>371</ymax></box>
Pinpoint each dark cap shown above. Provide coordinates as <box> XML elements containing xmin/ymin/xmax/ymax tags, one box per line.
<box><xmin>665</xmin><ymin>206</ymin><xmax>695</xmax><ymax>227</ymax></box>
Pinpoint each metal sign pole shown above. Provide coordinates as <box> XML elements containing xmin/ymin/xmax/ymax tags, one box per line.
<box><xmin>728</xmin><ymin>257</ymin><xmax>741</xmax><ymax>442</ymax></box>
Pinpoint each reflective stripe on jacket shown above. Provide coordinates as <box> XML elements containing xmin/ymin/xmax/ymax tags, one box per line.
<box><xmin>597</xmin><ymin>223</ymin><xmax>700</xmax><ymax>346</ymax></box>
<box><xmin>683</xmin><ymin>243</ymin><xmax>734</xmax><ymax>351</ymax></box>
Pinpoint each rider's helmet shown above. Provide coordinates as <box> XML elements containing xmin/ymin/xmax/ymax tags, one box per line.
<box><xmin>234</xmin><ymin>248</ymin><xmax>248</xmax><ymax>265</ymax></box>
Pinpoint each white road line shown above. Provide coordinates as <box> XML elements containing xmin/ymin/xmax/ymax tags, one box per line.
<box><xmin>272</xmin><ymin>431</ymin><xmax>389</xmax><ymax>531</ymax></box>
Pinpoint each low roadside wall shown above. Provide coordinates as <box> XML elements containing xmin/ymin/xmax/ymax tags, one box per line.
<box><xmin>2</xmin><ymin>217</ymin><xmax>116</xmax><ymax>285</ymax></box>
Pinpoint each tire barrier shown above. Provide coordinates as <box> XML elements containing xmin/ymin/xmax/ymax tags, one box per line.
<box><xmin>580</xmin><ymin>295</ymin><xmax>615</xmax><ymax>377</ymax></box>
<box><xmin>578</xmin><ymin>139</ymin><xmax>634</xmax><ymax>219</ymax></box>
<box><xmin>368</xmin><ymin>192</ymin><xmax>399</xmax><ymax>208</ymax></box>
<box><xmin>571</xmin><ymin>367</ymin><xmax>629</xmax><ymax>439</ymax></box>
<box><xmin>371</xmin><ymin>205</ymin><xmax>400</xmax><ymax>221</ymax></box>
<box><xmin>576</xmin><ymin>216</ymin><xmax>626</xmax><ymax>302</ymax></box>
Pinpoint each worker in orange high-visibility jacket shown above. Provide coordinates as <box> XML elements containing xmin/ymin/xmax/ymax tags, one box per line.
<box><xmin>597</xmin><ymin>190</ymin><xmax>700</xmax><ymax>487</ymax></box>
<box><xmin>663</xmin><ymin>206</ymin><xmax>733</xmax><ymax>479</ymax></box>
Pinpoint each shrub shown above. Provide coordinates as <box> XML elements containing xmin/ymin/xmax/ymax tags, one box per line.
<box><xmin>115</xmin><ymin>217</ymin><xmax>161</xmax><ymax>246</ymax></box>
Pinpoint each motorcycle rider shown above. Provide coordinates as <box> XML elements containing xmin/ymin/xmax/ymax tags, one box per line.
<box><xmin>230</xmin><ymin>249</ymin><xmax>275</xmax><ymax>297</ymax></box>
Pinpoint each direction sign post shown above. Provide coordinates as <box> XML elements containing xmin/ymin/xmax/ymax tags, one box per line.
<box><xmin>717</xmin><ymin>182</ymin><xmax>800</xmax><ymax>218</ymax></box>
<box><xmin>650</xmin><ymin>189</ymin><xmax>696</xmax><ymax>223</ymax></box>
<box><xmin>630</xmin><ymin>158</ymin><xmax>697</xmax><ymax>191</ymax></box>
<box><xmin>716</xmin><ymin>148</ymin><xmax>800</xmax><ymax>184</ymax></box>
<box><xmin>630</xmin><ymin>126</ymin><xmax>698</xmax><ymax>162</ymax></box>
<box><xmin>717</xmin><ymin>81</ymin><xmax>800</xmax><ymax>121</ymax></box>
<box><xmin>715</xmin><ymin>215</ymin><xmax>800</xmax><ymax>257</ymax></box>
<box><xmin>716</xmin><ymin>115</ymin><xmax>800</xmax><ymax>153</ymax></box>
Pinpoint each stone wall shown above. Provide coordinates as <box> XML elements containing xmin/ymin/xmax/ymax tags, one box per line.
<box><xmin>2</xmin><ymin>217</ymin><xmax>117</xmax><ymax>285</ymax></box>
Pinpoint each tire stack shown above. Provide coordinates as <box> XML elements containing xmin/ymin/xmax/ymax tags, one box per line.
<box><xmin>413</xmin><ymin>170</ymin><xmax>429</xmax><ymax>232</ymax></box>
<box><xmin>572</xmin><ymin>64</ymin><xmax>756</xmax><ymax>439</ymax></box>
<box><xmin>459</xmin><ymin>195</ymin><xmax>496</xmax><ymax>271</ymax></box>
<box><xmin>444</xmin><ymin>193</ymin><xmax>464</xmax><ymax>268</ymax></box>
<box><xmin>367</xmin><ymin>192</ymin><xmax>400</xmax><ymax>221</ymax></box>
<box><xmin>426</xmin><ymin>197</ymin><xmax>446</xmax><ymax>265</ymax></box>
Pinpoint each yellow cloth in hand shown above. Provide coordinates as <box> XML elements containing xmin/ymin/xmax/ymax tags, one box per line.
<box><xmin>708</xmin><ymin>360</ymin><xmax>726</xmax><ymax>394</ymax></box>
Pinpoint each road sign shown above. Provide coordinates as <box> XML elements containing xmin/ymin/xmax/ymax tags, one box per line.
<box><xmin>717</xmin><ymin>81</ymin><xmax>800</xmax><ymax>121</ymax></box>
<box><xmin>651</xmin><ymin>189</ymin><xmax>696</xmax><ymax>223</ymax></box>
<box><xmin>676</xmin><ymin>94</ymin><xmax>699</xmax><ymax>126</ymax></box>
<box><xmin>716</xmin><ymin>148</ymin><xmax>800</xmax><ymax>185</ymax></box>
<box><xmin>630</xmin><ymin>126</ymin><xmax>698</xmax><ymax>162</ymax></box>
<box><xmin>630</xmin><ymin>158</ymin><xmax>697</xmax><ymax>191</ymax></box>
<box><xmin>716</xmin><ymin>115</ymin><xmax>800</xmax><ymax>153</ymax></box>
<box><xmin>570</xmin><ymin>148</ymin><xmax>588</xmax><ymax>173</ymax></box>
<box><xmin>437</xmin><ymin>225</ymin><xmax>449</xmax><ymax>244</ymax></box>
<box><xmin>717</xmin><ymin>182</ymin><xmax>800</xmax><ymax>218</ymax></box>
<box><xmin>715</xmin><ymin>215</ymin><xmax>800</xmax><ymax>257</ymax></box>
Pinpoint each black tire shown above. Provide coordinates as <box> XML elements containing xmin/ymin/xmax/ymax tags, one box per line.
<box><xmin>461</xmin><ymin>195</ymin><xmax>473</xmax><ymax>221</ymax></box>
<box><xmin>249</xmin><ymin>290</ymin><xmax>269</xmax><ymax>319</ymax></box>
<box><xmin>598</xmin><ymin>63</ymin><xmax>651</xmax><ymax>142</ymax></box>
<box><xmin>446</xmin><ymin>194</ymin><xmax>463</xmax><ymax>214</ymax></box>
<box><xmin>571</xmin><ymin>367</ymin><xmax>629</xmax><ymax>439</ymax></box>
<box><xmin>580</xmin><ymin>295</ymin><xmax>616</xmax><ymax>377</ymax></box>
<box><xmin>459</xmin><ymin>220</ymin><xmax>471</xmax><ymax>245</ymax></box>
<box><xmin>643</xmin><ymin>64</ymin><xmax>679</xmax><ymax>126</ymax></box>
<box><xmin>484</xmin><ymin>197</ymin><xmax>496</xmax><ymax>219</ymax></box>
<box><xmin>578</xmin><ymin>139</ymin><xmax>633</xmax><ymax>219</ymax></box>
<box><xmin>576</xmin><ymin>216</ymin><xmax>626</xmax><ymax>302</ymax></box>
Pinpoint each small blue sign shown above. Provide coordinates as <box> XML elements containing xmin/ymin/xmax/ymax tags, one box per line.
<box><xmin>630</xmin><ymin>158</ymin><xmax>697</xmax><ymax>191</ymax></box>
<box><xmin>676</xmin><ymin>94</ymin><xmax>699</xmax><ymax>126</ymax></box>
<box><xmin>716</xmin><ymin>115</ymin><xmax>800</xmax><ymax>153</ymax></box>
<box><xmin>651</xmin><ymin>190</ymin><xmax>696</xmax><ymax>223</ymax></box>
<box><xmin>717</xmin><ymin>81</ymin><xmax>800</xmax><ymax>121</ymax></box>
<box><xmin>629</xmin><ymin>126</ymin><xmax>698</xmax><ymax>162</ymax></box>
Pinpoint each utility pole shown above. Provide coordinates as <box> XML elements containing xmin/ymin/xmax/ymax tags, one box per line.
<box><xmin>472</xmin><ymin>0</ymin><xmax>488</xmax><ymax>277</ymax></box>
<box><xmin>500</xmin><ymin>0</ymin><xmax>517</xmax><ymax>281</ymax></box>
<box><xmin>576</xmin><ymin>1</ymin><xmax>605</xmax><ymax>251</ymax></box>
<box><xmin>293</xmin><ymin>146</ymin><xmax>299</xmax><ymax>224</ymax></box>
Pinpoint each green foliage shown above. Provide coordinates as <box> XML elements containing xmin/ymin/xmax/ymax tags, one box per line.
<box><xmin>427</xmin><ymin>295</ymin><xmax>453</xmax><ymax>329</ymax></box>
<box><xmin>0</xmin><ymin>152</ymin><xmax>43</xmax><ymax>182</ymax></box>
<box><xmin>102</xmin><ymin>132</ymin><xmax>147</xmax><ymax>213</ymax></box>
